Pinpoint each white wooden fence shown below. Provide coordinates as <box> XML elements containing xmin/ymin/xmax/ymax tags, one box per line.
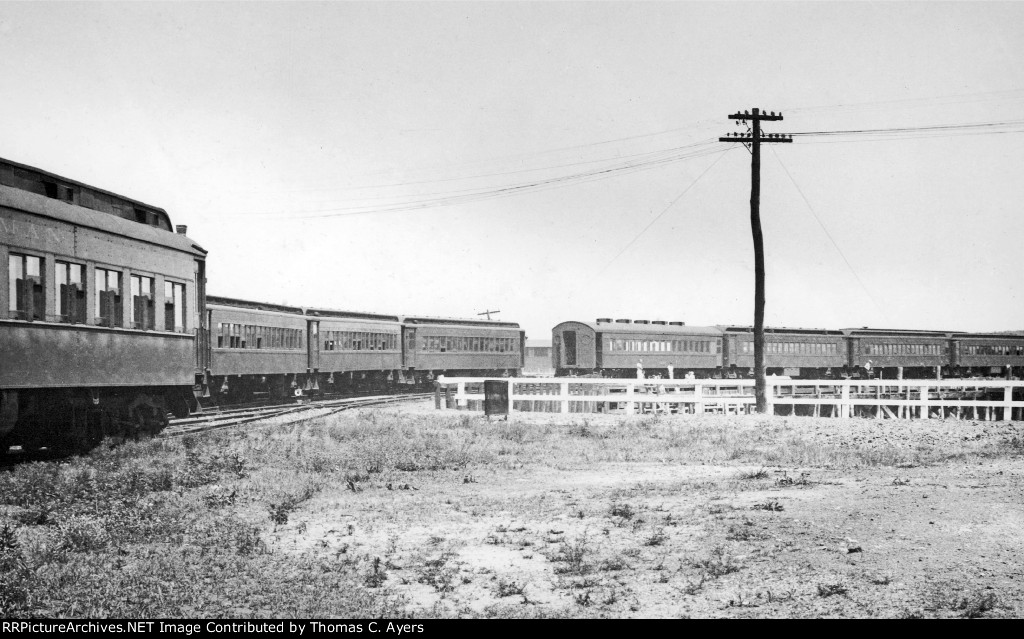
<box><xmin>435</xmin><ymin>376</ymin><xmax>1024</xmax><ymax>421</ymax></box>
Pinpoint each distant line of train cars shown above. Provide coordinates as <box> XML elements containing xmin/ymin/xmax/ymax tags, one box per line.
<box><xmin>552</xmin><ymin>318</ymin><xmax>1024</xmax><ymax>380</ymax></box>
<box><xmin>0</xmin><ymin>156</ymin><xmax>522</xmax><ymax>452</ymax></box>
<box><xmin>206</xmin><ymin>296</ymin><xmax>524</xmax><ymax>403</ymax></box>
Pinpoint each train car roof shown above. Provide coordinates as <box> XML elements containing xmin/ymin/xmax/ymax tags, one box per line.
<box><xmin>0</xmin><ymin>156</ymin><xmax>170</xmax><ymax>216</ymax></box>
<box><xmin>400</xmin><ymin>315</ymin><xmax>521</xmax><ymax>329</ymax></box>
<box><xmin>958</xmin><ymin>332</ymin><xmax>1024</xmax><ymax>340</ymax></box>
<box><xmin>304</xmin><ymin>307</ymin><xmax>399</xmax><ymax>322</ymax></box>
<box><xmin>557</xmin><ymin>320</ymin><xmax>722</xmax><ymax>335</ymax></box>
<box><xmin>206</xmin><ymin>295</ymin><xmax>304</xmax><ymax>315</ymax></box>
<box><xmin>0</xmin><ymin>178</ymin><xmax>206</xmax><ymax>257</ymax></box>
<box><xmin>841</xmin><ymin>327</ymin><xmax>963</xmax><ymax>337</ymax></box>
<box><xmin>720</xmin><ymin>325</ymin><xmax>845</xmax><ymax>336</ymax></box>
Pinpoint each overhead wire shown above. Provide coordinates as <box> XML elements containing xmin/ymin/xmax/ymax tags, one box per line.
<box><xmin>598</xmin><ymin>148</ymin><xmax>733</xmax><ymax>275</ymax></box>
<box><xmin>240</xmin><ymin>139</ymin><xmax>724</xmax><ymax>219</ymax></box>
<box><xmin>768</xmin><ymin>145</ymin><xmax>891</xmax><ymax>326</ymax></box>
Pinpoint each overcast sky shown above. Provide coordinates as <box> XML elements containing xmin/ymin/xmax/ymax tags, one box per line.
<box><xmin>2</xmin><ymin>2</ymin><xmax>1023</xmax><ymax>341</ymax></box>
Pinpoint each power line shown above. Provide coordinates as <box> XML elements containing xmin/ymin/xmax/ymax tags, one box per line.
<box><xmin>598</xmin><ymin>148</ymin><xmax>732</xmax><ymax>275</ymax></box>
<box><xmin>239</xmin><ymin>142</ymin><xmax>725</xmax><ymax>219</ymax></box>
<box><xmin>255</xmin><ymin>139</ymin><xmax>721</xmax><ymax>211</ymax></box>
<box><xmin>768</xmin><ymin>145</ymin><xmax>891</xmax><ymax>325</ymax></box>
<box><xmin>790</xmin><ymin>119</ymin><xmax>1024</xmax><ymax>139</ymax></box>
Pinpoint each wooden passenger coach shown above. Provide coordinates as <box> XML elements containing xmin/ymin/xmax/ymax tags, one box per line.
<box><xmin>401</xmin><ymin>316</ymin><xmax>524</xmax><ymax>382</ymax></box>
<box><xmin>0</xmin><ymin>157</ymin><xmax>206</xmax><ymax>451</ymax></box>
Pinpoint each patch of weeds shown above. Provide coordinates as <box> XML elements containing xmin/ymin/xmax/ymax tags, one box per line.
<box><xmin>737</xmin><ymin>468</ymin><xmax>769</xmax><ymax>480</ymax></box>
<box><xmin>766</xmin><ymin>589</ymin><xmax>795</xmax><ymax>603</ymax></box>
<box><xmin>495</xmin><ymin>579</ymin><xmax>526</xmax><ymax>598</ymax></box>
<box><xmin>816</xmin><ymin>583</ymin><xmax>848</xmax><ymax>598</ymax></box>
<box><xmin>705</xmin><ymin>503</ymin><xmax>736</xmax><ymax>516</ymax></box>
<box><xmin>1002</xmin><ymin>435</ymin><xmax>1024</xmax><ymax>455</ymax></box>
<box><xmin>599</xmin><ymin>555</ymin><xmax>628</xmax><ymax>572</ymax></box>
<box><xmin>498</xmin><ymin>423</ymin><xmax>529</xmax><ymax>444</ymax></box>
<box><xmin>567</xmin><ymin>422</ymin><xmax>597</xmax><ymax>438</ymax></box>
<box><xmin>892</xmin><ymin>477</ymin><xmax>911</xmax><ymax>486</ymax></box>
<box><xmin>0</xmin><ymin>524</ymin><xmax>31</xmax><ymax>616</ymax></box>
<box><xmin>268</xmin><ymin>501</ymin><xmax>292</xmax><ymax>526</ymax></box>
<box><xmin>202</xmin><ymin>485</ymin><xmax>237</xmax><ymax>509</ymax></box>
<box><xmin>419</xmin><ymin>552</ymin><xmax>458</xmax><ymax>593</ymax></box>
<box><xmin>691</xmin><ymin>545</ymin><xmax>741</xmax><ymax>578</ymax></box>
<box><xmin>52</xmin><ymin>515</ymin><xmax>109</xmax><ymax>552</ymax></box>
<box><xmin>868</xmin><ymin>574</ymin><xmax>892</xmax><ymax>586</ymax></box>
<box><xmin>266</xmin><ymin>483</ymin><xmax>321</xmax><ymax>527</ymax></box>
<box><xmin>609</xmin><ymin>503</ymin><xmax>635</xmax><ymax>519</ymax></box>
<box><xmin>574</xmin><ymin>590</ymin><xmax>593</xmax><ymax>607</ymax></box>
<box><xmin>233</xmin><ymin>524</ymin><xmax>266</xmax><ymax>556</ymax></box>
<box><xmin>751</xmin><ymin>499</ymin><xmax>784</xmax><ymax>512</ymax></box>
<box><xmin>951</xmin><ymin>590</ymin><xmax>999</xmax><ymax>618</ymax></box>
<box><xmin>725</xmin><ymin>519</ymin><xmax>767</xmax><ymax>541</ymax></box>
<box><xmin>553</xmin><ymin>533</ymin><xmax>591</xmax><ymax>575</ymax></box>
<box><xmin>676</xmin><ymin>573</ymin><xmax>706</xmax><ymax>595</ymax></box>
<box><xmin>643</xmin><ymin>529</ymin><xmax>668</xmax><ymax>546</ymax></box>
<box><xmin>364</xmin><ymin>556</ymin><xmax>388</xmax><ymax>588</ymax></box>
<box><xmin>775</xmin><ymin>473</ymin><xmax>813</xmax><ymax>487</ymax></box>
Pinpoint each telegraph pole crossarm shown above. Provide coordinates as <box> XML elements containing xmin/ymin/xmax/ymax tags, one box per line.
<box><xmin>719</xmin><ymin>108</ymin><xmax>792</xmax><ymax>414</ymax></box>
<box><xmin>477</xmin><ymin>310</ymin><xmax>501</xmax><ymax>320</ymax></box>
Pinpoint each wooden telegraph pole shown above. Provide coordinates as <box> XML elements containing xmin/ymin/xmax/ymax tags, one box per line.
<box><xmin>720</xmin><ymin>109</ymin><xmax>791</xmax><ymax>413</ymax></box>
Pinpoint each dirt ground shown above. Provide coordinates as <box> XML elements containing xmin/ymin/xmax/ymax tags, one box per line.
<box><xmin>260</xmin><ymin>402</ymin><xmax>1024</xmax><ymax>618</ymax></box>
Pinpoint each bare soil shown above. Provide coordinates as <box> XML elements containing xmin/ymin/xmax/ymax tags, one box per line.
<box><xmin>260</xmin><ymin>404</ymin><xmax>1024</xmax><ymax>618</ymax></box>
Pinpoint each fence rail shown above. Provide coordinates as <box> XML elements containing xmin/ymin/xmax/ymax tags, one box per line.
<box><xmin>435</xmin><ymin>376</ymin><xmax>1024</xmax><ymax>421</ymax></box>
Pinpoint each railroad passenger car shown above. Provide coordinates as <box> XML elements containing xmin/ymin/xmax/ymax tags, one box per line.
<box><xmin>205</xmin><ymin>296</ymin><xmax>309</xmax><ymax>402</ymax></box>
<box><xmin>843</xmin><ymin>328</ymin><xmax>954</xmax><ymax>379</ymax></box>
<box><xmin>401</xmin><ymin>316</ymin><xmax>524</xmax><ymax>382</ymax></box>
<box><xmin>0</xmin><ymin>157</ymin><xmax>206</xmax><ymax>452</ymax></box>
<box><xmin>721</xmin><ymin>326</ymin><xmax>847</xmax><ymax>378</ymax></box>
<box><xmin>950</xmin><ymin>333</ymin><xmax>1024</xmax><ymax>378</ymax></box>
<box><xmin>552</xmin><ymin>318</ymin><xmax>724</xmax><ymax>378</ymax></box>
<box><xmin>307</xmin><ymin>307</ymin><xmax>402</xmax><ymax>393</ymax></box>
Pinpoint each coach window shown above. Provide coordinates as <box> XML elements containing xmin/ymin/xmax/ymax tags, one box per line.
<box><xmin>164</xmin><ymin>282</ymin><xmax>185</xmax><ymax>332</ymax></box>
<box><xmin>8</xmin><ymin>254</ymin><xmax>44</xmax><ymax>321</ymax></box>
<box><xmin>95</xmin><ymin>267</ymin><xmax>122</xmax><ymax>327</ymax></box>
<box><xmin>130</xmin><ymin>275</ymin><xmax>155</xmax><ymax>330</ymax></box>
<box><xmin>55</xmin><ymin>261</ymin><xmax>86</xmax><ymax>324</ymax></box>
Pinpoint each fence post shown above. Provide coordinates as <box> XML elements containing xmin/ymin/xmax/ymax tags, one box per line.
<box><xmin>694</xmin><ymin>382</ymin><xmax>703</xmax><ymax>414</ymax></box>
<box><xmin>919</xmin><ymin>383</ymin><xmax>930</xmax><ymax>419</ymax></box>
<box><xmin>509</xmin><ymin>378</ymin><xmax>516</xmax><ymax>414</ymax></box>
<box><xmin>625</xmin><ymin>382</ymin><xmax>635</xmax><ymax>415</ymax></box>
<box><xmin>766</xmin><ymin>379</ymin><xmax>775</xmax><ymax>416</ymax></box>
<box><xmin>840</xmin><ymin>383</ymin><xmax>850</xmax><ymax>418</ymax></box>
<box><xmin>434</xmin><ymin>381</ymin><xmax>441</xmax><ymax>410</ymax></box>
<box><xmin>1004</xmin><ymin>384</ymin><xmax>1013</xmax><ymax>422</ymax></box>
<box><xmin>561</xmin><ymin>382</ymin><xmax>570</xmax><ymax>414</ymax></box>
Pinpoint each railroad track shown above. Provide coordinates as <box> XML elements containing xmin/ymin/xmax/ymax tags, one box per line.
<box><xmin>159</xmin><ymin>393</ymin><xmax>433</xmax><ymax>439</ymax></box>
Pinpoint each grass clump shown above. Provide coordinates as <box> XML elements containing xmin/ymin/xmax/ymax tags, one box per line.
<box><xmin>553</xmin><ymin>534</ymin><xmax>591</xmax><ymax>575</ymax></box>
